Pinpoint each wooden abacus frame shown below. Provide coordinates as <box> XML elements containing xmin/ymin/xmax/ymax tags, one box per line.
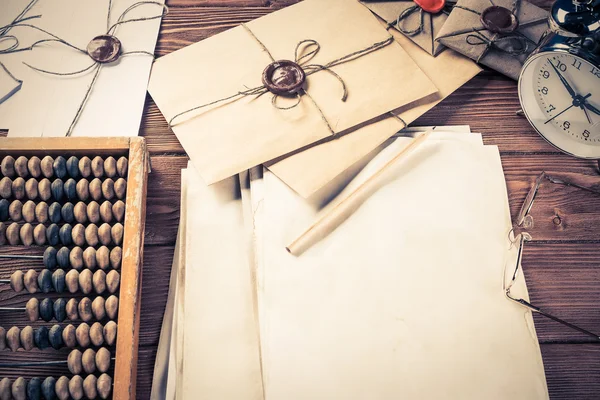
<box><xmin>0</xmin><ymin>137</ymin><xmax>149</xmax><ymax>400</ymax></box>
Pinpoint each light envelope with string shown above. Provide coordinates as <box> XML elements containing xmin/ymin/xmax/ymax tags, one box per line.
<box><xmin>0</xmin><ymin>0</ymin><xmax>165</xmax><ymax>137</ymax></box>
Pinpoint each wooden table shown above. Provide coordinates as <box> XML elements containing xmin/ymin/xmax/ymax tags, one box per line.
<box><xmin>128</xmin><ymin>0</ymin><xmax>598</xmax><ymax>398</ymax></box>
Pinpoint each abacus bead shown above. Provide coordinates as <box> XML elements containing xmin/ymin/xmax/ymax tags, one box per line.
<box><xmin>0</xmin><ymin>178</ymin><xmax>11</xmax><ymax>198</ymax></box>
<box><xmin>74</xmin><ymin>202</ymin><xmax>87</xmax><ymax>223</ymax></box>
<box><xmin>90</xmin><ymin>322</ymin><xmax>104</xmax><ymax>346</ymax></box>
<box><xmin>113</xmin><ymin>200</ymin><xmax>125</xmax><ymax>222</ymax></box>
<box><xmin>0</xmin><ymin>199</ymin><xmax>8</xmax><ymax>221</ymax></box>
<box><xmin>20</xmin><ymin>222</ymin><xmax>33</xmax><ymax>245</ymax></box>
<box><xmin>24</xmin><ymin>269</ymin><xmax>38</xmax><ymax>293</ymax></box>
<box><xmin>115</xmin><ymin>177</ymin><xmax>127</xmax><ymax>199</ymax></box>
<box><xmin>62</xmin><ymin>324</ymin><xmax>77</xmax><ymax>348</ymax></box>
<box><xmin>22</xmin><ymin>200</ymin><xmax>35</xmax><ymax>222</ymax></box>
<box><xmin>83</xmin><ymin>247</ymin><xmax>97</xmax><ymax>270</ymax></box>
<box><xmin>76</xmin><ymin>323</ymin><xmax>90</xmax><ymax>347</ymax></box>
<box><xmin>96</xmin><ymin>347</ymin><xmax>111</xmax><ymax>372</ymax></box>
<box><xmin>0</xmin><ymin>222</ymin><xmax>5</xmax><ymax>245</ymax></box>
<box><xmin>52</xmin><ymin>269</ymin><xmax>66</xmax><ymax>293</ymax></box>
<box><xmin>54</xmin><ymin>298</ymin><xmax>67</xmax><ymax>322</ymax></box>
<box><xmin>24</xmin><ymin>178</ymin><xmax>37</xmax><ymax>199</ymax></box>
<box><xmin>41</xmin><ymin>156</ymin><xmax>54</xmax><ymax>178</ymax></box>
<box><xmin>98</xmin><ymin>223</ymin><xmax>112</xmax><ymax>245</ymax></box>
<box><xmin>71</xmin><ymin>224</ymin><xmax>86</xmax><ymax>247</ymax></box>
<box><xmin>46</xmin><ymin>223</ymin><xmax>59</xmax><ymax>246</ymax></box>
<box><xmin>6</xmin><ymin>222</ymin><xmax>19</xmax><ymax>244</ymax></box>
<box><xmin>68</xmin><ymin>349</ymin><xmax>83</xmax><ymax>374</ymax></box>
<box><xmin>100</xmin><ymin>200</ymin><xmax>112</xmax><ymax>223</ymax></box>
<box><xmin>110</xmin><ymin>246</ymin><xmax>122</xmax><ymax>269</ymax></box>
<box><xmin>102</xmin><ymin>179</ymin><xmax>115</xmax><ymax>200</ymax></box>
<box><xmin>27</xmin><ymin>156</ymin><xmax>41</xmax><ymax>178</ymax></box>
<box><xmin>59</xmin><ymin>223</ymin><xmax>72</xmax><ymax>245</ymax></box>
<box><xmin>1</xmin><ymin>156</ymin><xmax>15</xmax><ymax>177</ymax></box>
<box><xmin>10</xmin><ymin>270</ymin><xmax>24</xmax><ymax>292</ymax></box>
<box><xmin>104</xmin><ymin>321</ymin><xmax>117</xmax><ymax>346</ymax></box>
<box><xmin>89</xmin><ymin>178</ymin><xmax>102</xmax><ymax>201</ymax></box>
<box><xmin>91</xmin><ymin>156</ymin><xmax>104</xmax><ymax>178</ymax></box>
<box><xmin>93</xmin><ymin>269</ymin><xmax>107</xmax><ymax>294</ymax></box>
<box><xmin>61</xmin><ymin>202</ymin><xmax>75</xmax><ymax>223</ymax></box>
<box><xmin>20</xmin><ymin>325</ymin><xmax>34</xmax><ymax>350</ymax></box>
<box><xmin>82</xmin><ymin>348</ymin><xmax>97</xmax><ymax>374</ymax></box>
<box><xmin>51</xmin><ymin>179</ymin><xmax>64</xmax><ymax>201</ymax></box>
<box><xmin>26</xmin><ymin>298</ymin><xmax>40</xmax><ymax>321</ymax></box>
<box><xmin>76</xmin><ymin>179</ymin><xmax>89</xmax><ymax>202</ymax></box>
<box><xmin>68</xmin><ymin>375</ymin><xmax>84</xmax><ymax>400</ymax></box>
<box><xmin>53</xmin><ymin>156</ymin><xmax>67</xmax><ymax>179</ymax></box>
<box><xmin>78</xmin><ymin>297</ymin><xmax>93</xmax><ymax>322</ymax></box>
<box><xmin>83</xmin><ymin>375</ymin><xmax>97</xmax><ymax>400</ymax></box>
<box><xmin>117</xmin><ymin>156</ymin><xmax>128</xmax><ymax>177</ymax></box>
<box><xmin>57</xmin><ymin>246</ymin><xmax>70</xmax><ymax>268</ymax></box>
<box><xmin>6</xmin><ymin>326</ymin><xmax>20</xmax><ymax>351</ymax></box>
<box><xmin>104</xmin><ymin>156</ymin><xmax>117</xmax><ymax>178</ymax></box>
<box><xmin>49</xmin><ymin>324</ymin><xmax>64</xmax><ymax>348</ymax></box>
<box><xmin>66</xmin><ymin>156</ymin><xmax>79</xmax><ymax>178</ymax></box>
<box><xmin>26</xmin><ymin>378</ymin><xmax>41</xmax><ymax>400</ymax></box>
<box><xmin>79</xmin><ymin>156</ymin><xmax>92</xmax><ymax>178</ymax></box>
<box><xmin>35</xmin><ymin>200</ymin><xmax>49</xmax><ymax>224</ymax></box>
<box><xmin>37</xmin><ymin>268</ymin><xmax>53</xmax><ymax>293</ymax></box>
<box><xmin>97</xmin><ymin>246</ymin><xmax>110</xmax><ymax>270</ymax></box>
<box><xmin>65</xmin><ymin>270</ymin><xmax>79</xmax><ymax>294</ymax></box>
<box><xmin>92</xmin><ymin>296</ymin><xmax>106</xmax><ymax>320</ymax></box>
<box><xmin>33</xmin><ymin>224</ymin><xmax>46</xmax><ymax>245</ymax></box>
<box><xmin>106</xmin><ymin>295</ymin><xmax>119</xmax><ymax>320</ymax></box>
<box><xmin>11</xmin><ymin>177</ymin><xmax>25</xmax><ymax>199</ymax></box>
<box><xmin>14</xmin><ymin>156</ymin><xmax>28</xmax><ymax>178</ymax></box>
<box><xmin>107</xmin><ymin>270</ymin><xmax>120</xmax><ymax>293</ymax></box>
<box><xmin>41</xmin><ymin>377</ymin><xmax>56</xmax><ymax>400</ymax></box>
<box><xmin>11</xmin><ymin>377</ymin><xmax>26</xmax><ymax>400</ymax></box>
<box><xmin>70</xmin><ymin>246</ymin><xmax>84</xmax><ymax>270</ymax></box>
<box><xmin>97</xmin><ymin>374</ymin><xmax>112</xmax><ymax>399</ymax></box>
<box><xmin>39</xmin><ymin>297</ymin><xmax>54</xmax><ymax>322</ymax></box>
<box><xmin>84</xmin><ymin>224</ymin><xmax>99</xmax><ymax>247</ymax></box>
<box><xmin>8</xmin><ymin>200</ymin><xmax>22</xmax><ymax>221</ymax></box>
<box><xmin>55</xmin><ymin>376</ymin><xmax>70</xmax><ymax>400</ymax></box>
<box><xmin>79</xmin><ymin>269</ymin><xmax>93</xmax><ymax>294</ymax></box>
<box><xmin>43</xmin><ymin>246</ymin><xmax>58</xmax><ymax>269</ymax></box>
<box><xmin>48</xmin><ymin>202</ymin><xmax>61</xmax><ymax>223</ymax></box>
<box><xmin>34</xmin><ymin>326</ymin><xmax>49</xmax><ymax>349</ymax></box>
<box><xmin>66</xmin><ymin>298</ymin><xmax>78</xmax><ymax>321</ymax></box>
<box><xmin>87</xmin><ymin>201</ymin><xmax>100</xmax><ymax>223</ymax></box>
<box><xmin>0</xmin><ymin>327</ymin><xmax>5</xmax><ymax>351</ymax></box>
<box><xmin>38</xmin><ymin>178</ymin><xmax>51</xmax><ymax>201</ymax></box>
<box><xmin>64</xmin><ymin>178</ymin><xmax>77</xmax><ymax>201</ymax></box>
<box><xmin>0</xmin><ymin>378</ymin><xmax>10</xmax><ymax>400</ymax></box>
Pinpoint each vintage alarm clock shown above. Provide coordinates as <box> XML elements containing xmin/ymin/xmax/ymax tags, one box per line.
<box><xmin>518</xmin><ymin>0</ymin><xmax>600</xmax><ymax>158</ymax></box>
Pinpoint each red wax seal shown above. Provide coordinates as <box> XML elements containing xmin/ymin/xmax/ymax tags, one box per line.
<box><xmin>480</xmin><ymin>6</ymin><xmax>519</xmax><ymax>33</ymax></box>
<box><xmin>262</xmin><ymin>60</ymin><xmax>306</xmax><ymax>97</ymax></box>
<box><xmin>414</xmin><ymin>0</ymin><xmax>446</xmax><ymax>14</ymax></box>
<box><xmin>87</xmin><ymin>35</ymin><xmax>122</xmax><ymax>63</ymax></box>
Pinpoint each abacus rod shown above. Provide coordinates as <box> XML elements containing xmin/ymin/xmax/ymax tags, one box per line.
<box><xmin>0</xmin><ymin>307</ymin><xmax>25</xmax><ymax>311</ymax></box>
<box><xmin>0</xmin><ymin>255</ymin><xmax>43</xmax><ymax>260</ymax></box>
<box><xmin>0</xmin><ymin>358</ymin><xmax>116</xmax><ymax>368</ymax></box>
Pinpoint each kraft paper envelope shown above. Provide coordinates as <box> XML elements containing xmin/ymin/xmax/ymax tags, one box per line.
<box><xmin>147</xmin><ymin>0</ymin><xmax>438</xmax><ymax>185</ymax></box>
<box><xmin>257</xmin><ymin>140</ymin><xmax>548</xmax><ymax>399</ymax></box>
<box><xmin>267</xmin><ymin>28</ymin><xmax>480</xmax><ymax>198</ymax></box>
<box><xmin>0</xmin><ymin>0</ymin><xmax>164</xmax><ymax>137</ymax></box>
<box><xmin>362</xmin><ymin>0</ymin><xmax>451</xmax><ymax>56</ymax></box>
<box><xmin>181</xmin><ymin>167</ymin><xmax>263</xmax><ymax>400</ymax></box>
<box><xmin>436</xmin><ymin>0</ymin><xmax>548</xmax><ymax>80</ymax></box>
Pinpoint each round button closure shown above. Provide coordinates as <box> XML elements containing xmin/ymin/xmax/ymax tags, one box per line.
<box><xmin>87</xmin><ymin>35</ymin><xmax>122</xmax><ymax>63</ymax></box>
<box><xmin>480</xmin><ymin>6</ymin><xmax>519</xmax><ymax>33</ymax></box>
<box><xmin>262</xmin><ymin>60</ymin><xmax>306</xmax><ymax>97</ymax></box>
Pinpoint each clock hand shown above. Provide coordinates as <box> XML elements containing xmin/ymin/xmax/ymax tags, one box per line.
<box><xmin>584</xmin><ymin>101</ymin><xmax>600</xmax><ymax>116</ymax></box>
<box><xmin>583</xmin><ymin>105</ymin><xmax>593</xmax><ymax>124</ymax></box>
<box><xmin>544</xmin><ymin>104</ymin><xmax>574</xmax><ymax>124</ymax></box>
<box><xmin>547</xmin><ymin>58</ymin><xmax>577</xmax><ymax>98</ymax></box>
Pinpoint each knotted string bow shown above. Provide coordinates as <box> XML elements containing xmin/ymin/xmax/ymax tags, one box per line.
<box><xmin>466</xmin><ymin>29</ymin><xmax>534</xmax><ymax>62</ymax></box>
<box><xmin>389</xmin><ymin>2</ymin><xmax>456</xmax><ymax>36</ymax></box>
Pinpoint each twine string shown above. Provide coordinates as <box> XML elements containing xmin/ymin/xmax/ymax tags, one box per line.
<box><xmin>466</xmin><ymin>30</ymin><xmax>535</xmax><ymax>63</ymax></box>
<box><xmin>389</xmin><ymin>5</ymin><xmax>424</xmax><ymax>36</ymax></box>
<box><xmin>108</xmin><ymin>1</ymin><xmax>169</xmax><ymax>36</ymax></box>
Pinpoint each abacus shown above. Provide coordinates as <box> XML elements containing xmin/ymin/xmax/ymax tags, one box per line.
<box><xmin>0</xmin><ymin>138</ymin><xmax>149</xmax><ymax>400</ymax></box>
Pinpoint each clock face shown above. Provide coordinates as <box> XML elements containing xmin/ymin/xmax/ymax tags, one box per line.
<box><xmin>519</xmin><ymin>51</ymin><xmax>600</xmax><ymax>158</ymax></box>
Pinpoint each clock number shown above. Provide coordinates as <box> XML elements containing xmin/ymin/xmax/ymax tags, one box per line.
<box><xmin>556</xmin><ymin>60</ymin><xmax>567</xmax><ymax>72</ymax></box>
<box><xmin>541</xmin><ymin>86</ymin><xmax>549</xmax><ymax>95</ymax></box>
<box><xmin>583</xmin><ymin>130</ymin><xmax>591</xmax><ymax>138</ymax></box>
<box><xmin>543</xmin><ymin>70</ymin><xmax>550</xmax><ymax>79</ymax></box>
<box><xmin>563</xmin><ymin>121</ymin><xmax>571</xmax><ymax>130</ymax></box>
<box><xmin>591</xmin><ymin>67</ymin><xmax>600</xmax><ymax>78</ymax></box>
<box><xmin>572</xmin><ymin>59</ymin><xmax>582</xmax><ymax>70</ymax></box>
<box><xmin>547</xmin><ymin>104</ymin><xmax>556</xmax><ymax>112</ymax></box>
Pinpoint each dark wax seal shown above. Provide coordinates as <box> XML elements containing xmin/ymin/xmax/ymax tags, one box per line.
<box><xmin>262</xmin><ymin>60</ymin><xmax>306</xmax><ymax>97</ymax></box>
<box><xmin>480</xmin><ymin>6</ymin><xmax>519</xmax><ymax>33</ymax></box>
<box><xmin>87</xmin><ymin>35</ymin><xmax>122</xmax><ymax>63</ymax></box>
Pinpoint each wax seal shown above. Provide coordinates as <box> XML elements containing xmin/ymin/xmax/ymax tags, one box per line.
<box><xmin>87</xmin><ymin>35</ymin><xmax>122</xmax><ymax>63</ymax></box>
<box><xmin>480</xmin><ymin>6</ymin><xmax>519</xmax><ymax>33</ymax></box>
<box><xmin>414</xmin><ymin>0</ymin><xmax>446</xmax><ymax>14</ymax></box>
<box><xmin>262</xmin><ymin>60</ymin><xmax>306</xmax><ymax>96</ymax></box>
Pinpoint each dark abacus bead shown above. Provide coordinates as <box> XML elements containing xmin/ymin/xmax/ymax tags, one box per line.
<box><xmin>62</xmin><ymin>202</ymin><xmax>75</xmax><ymax>223</ymax></box>
<box><xmin>53</xmin><ymin>156</ymin><xmax>67</xmax><ymax>179</ymax></box>
<box><xmin>0</xmin><ymin>199</ymin><xmax>8</xmax><ymax>221</ymax></box>
<box><xmin>37</xmin><ymin>269</ymin><xmax>53</xmax><ymax>293</ymax></box>
<box><xmin>41</xmin><ymin>377</ymin><xmax>57</xmax><ymax>400</ymax></box>
<box><xmin>0</xmin><ymin>327</ymin><xmax>5</xmax><ymax>350</ymax></box>
<box><xmin>59</xmin><ymin>224</ymin><xmax>73</xmax><ymax>246</ymax></box>
<box><xmin>57</xmin><ymin>247</ymin><xmax>70</xmax><ymax>268</ymax></box>
<box><xmin>49</xmin><ymin>324</ymin><xmax>63</xmax><ymax>349</ymax></box>
<box><xmin>66</xmin><ymin>156</ymin><xmax>79</xmax><ymax>178</ymax></box>
<box><xmin>34</xmin><ymin>326</ymin><xmax>50</xmax><ymax>349</ymax></box>
<box><xmin>26</xmin><ymin>377</ymin><xmax>41</xmax><ymax>400</ymax></box>
<box><xmin>0</xmin><ymin>222</ymin><xmax>6</xmax><ymax>245</ymax></box>
<box><xmin>49</xmin><ymin>202</ymin><xmax>62</xmax><ymax>223</ymax></box>
<box><xmin>51</xmin><ymin>179</ymin><xmax>64</xmax><ymax>201</ymax></box>
<box><xmin>53</xmin><ymin>298</ymin><xmax>67</xmax><ymax>322</ymax></box>
<box><xmin>43</xmin><ymin>246</ymin><xmax>58</xmax><ymax>269</ymax></box>
<box><xmin>64</xmin><ymin>178</ymin><xmax>77</xmax><ymax>201</ymax></box>
<box><xmin>46</xmin><ymin>224</ymin><xmax>60</xmax><ymax>246</ymax></box>
<box><xmin>52</xmin><ymin>269</ymin><xmax>66</xmax><ymax>293</ymax></box>
<box><xmin>39</xmin><ymin>298</ymin><xmax>54</xmax><ymax>322</ymax></box>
